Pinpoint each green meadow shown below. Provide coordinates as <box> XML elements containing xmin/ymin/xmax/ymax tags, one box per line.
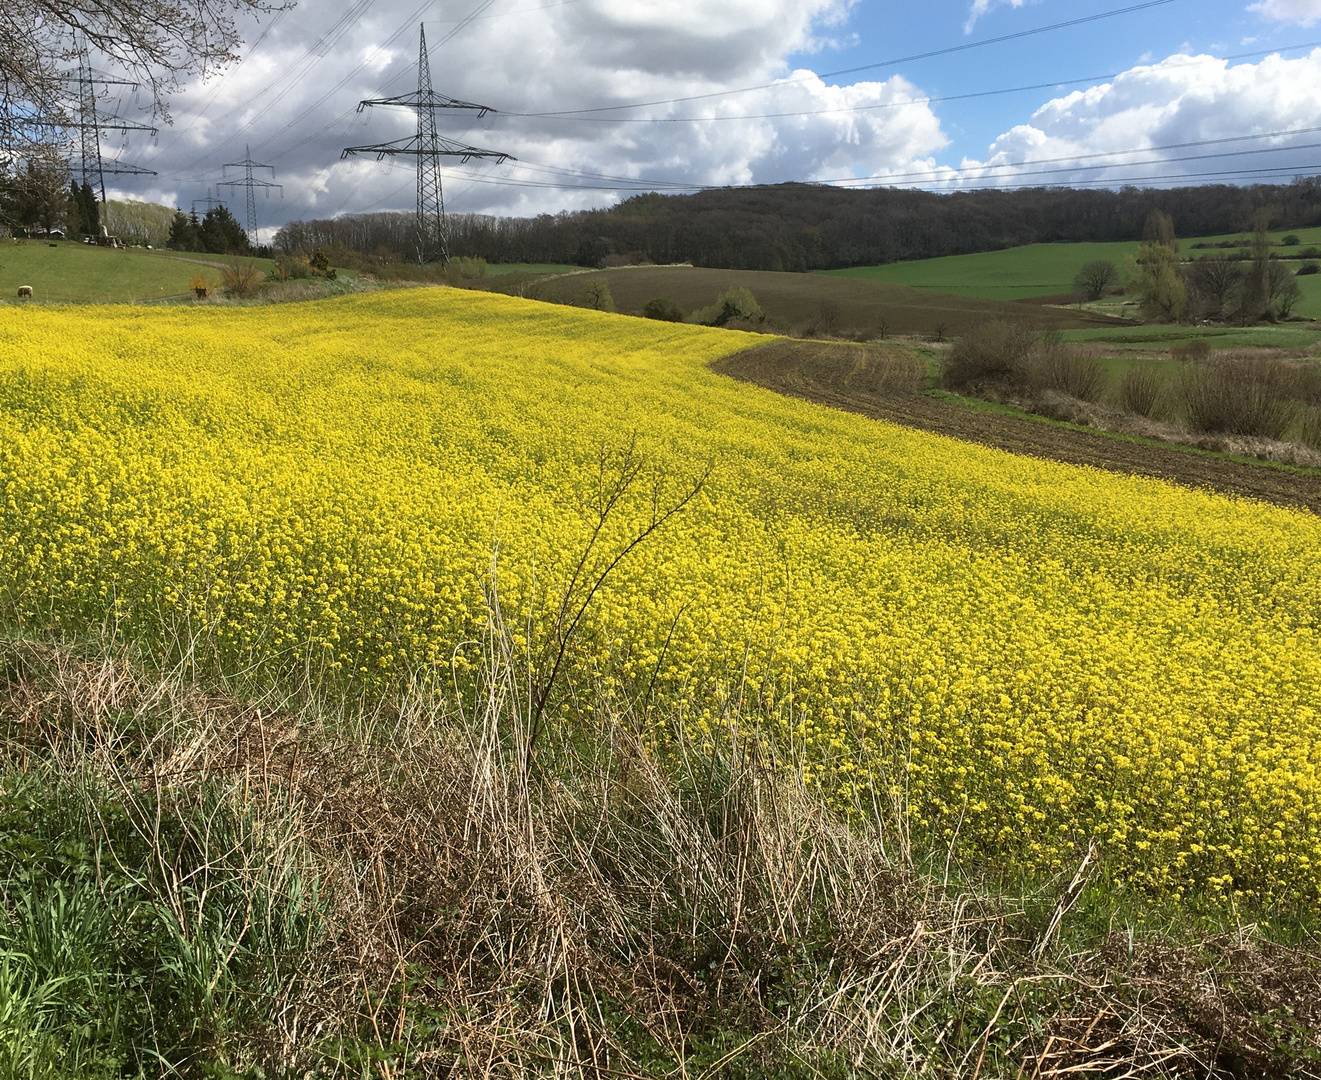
<box><xmin>826</xmin><ymin>226</ymin><xmax>1321</xmax><ymax>318</ymax></box>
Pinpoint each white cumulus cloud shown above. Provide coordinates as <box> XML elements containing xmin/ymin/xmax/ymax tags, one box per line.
<box><xmin>1248</xmin><ymin>0</ymin><xmax>1321</xmax><ymax>26</ymax></box>
<box><xmin>103</xmin><ymin>0</ymin><xmax>954</xmax><ymax>225</ymax></box>
<box><xmin>951</xmin><ymin>49</ymin><xmax>1321</xmax><ymax>190</ymax></box>
<box><xmin>964</xmin><ymin>0</ymin><xmax>1030</xmax><ymax>33</ymax></box>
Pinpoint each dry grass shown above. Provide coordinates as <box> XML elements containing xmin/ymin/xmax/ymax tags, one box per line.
<box><xmin>1</xmin><ymin>609</ymin><xmax>1318</xmax><ymax>1075</ymax></box>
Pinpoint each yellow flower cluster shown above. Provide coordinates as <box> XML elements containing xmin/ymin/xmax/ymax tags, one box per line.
<box><xmin>2</xmin><ymin>291</ymin><xmax>1319</xmax><ymax>901</ymax></box>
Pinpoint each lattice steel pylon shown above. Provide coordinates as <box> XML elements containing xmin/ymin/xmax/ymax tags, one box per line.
<box><xmin>219</xmin><ymin>146</ymin><xmax>282</xmax><ymax>247</ymax></box>
<box><xmin>191</xmin><ymin>188</ymin><xmax>225</xmax><ymax>217</ymax></box>
<box><xmin>342</xmin><ymin>25</ymin><xmax>513</xmax><ymax>265</ymax></box>
<box><xmin>70</xmin><ymin>42</ymin><xmax>158</xmax><ymax>202</ymax></box>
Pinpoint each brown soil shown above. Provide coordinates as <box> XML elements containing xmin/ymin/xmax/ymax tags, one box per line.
<box><xmin>501</xmin><ymin>264</ymin><xmax>1128</xmax><ymax>337</ymax></box>
<box><xmin>714</xmin><ymin>339</ymin><xmax>1321</xmax><ymax>515</ymax></box>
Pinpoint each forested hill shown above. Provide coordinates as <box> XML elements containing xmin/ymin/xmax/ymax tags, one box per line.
<box><xmin>276</xmin><ymin>178</ymin><xmax>1321</xmax><ymax>271</ymax></box>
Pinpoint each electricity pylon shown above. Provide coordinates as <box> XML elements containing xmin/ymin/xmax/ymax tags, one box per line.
<box><xmin>219</xmin><ymin>146</ymin><xmax>282</xmax><ymax>246</ymax></box>
<box><xmin>191</xmin><ymin>188</ymin><xmax>225</xmax><ymax>217</ymax></box>
<box><xmin>342</xmin><ymin>25</ymin><xmax>513</xmax><ymax>265</ymax></box>
<box><xmin>70</xmin><ymin>44</ymin><xmax>158</xmax><ymax>201</ymax></box>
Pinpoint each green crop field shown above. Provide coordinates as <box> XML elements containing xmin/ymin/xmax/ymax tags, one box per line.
<box><xmin>0</xmin><ymin>239</ymin><xmax>279</xmax><ymax>304</ymax></box>
<box><xmin>826</xmin><ymin>226</ymin><xmax>1321</xmax><ymax>317</ymax></box>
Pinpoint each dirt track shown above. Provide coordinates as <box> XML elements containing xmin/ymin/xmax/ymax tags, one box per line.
<box><xmin>713</xmin><ymin>340</ymin><xmax>1321</xmax><ymax>515</ymax></box>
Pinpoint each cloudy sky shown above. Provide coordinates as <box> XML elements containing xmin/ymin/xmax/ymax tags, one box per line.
<box><xmin>88</xmin><ymin>0</ymin><xmax>1321</xmax><ymax>233</ymax></box>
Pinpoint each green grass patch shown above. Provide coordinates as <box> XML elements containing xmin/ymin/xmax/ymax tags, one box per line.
<box><xmin>0</xmin><ymin>240</ymin><xmax>278</xmax><ymax>304</ymax></box>
<box><xmin>826</xmin><ymin>225</ymin><xmax>1321</xmax><ymax>306</ymax></box>
<box><xmin>825</xmin><ymin>240</ymin><xmax>1146</xmax><ymax>300</ymax></box>
<box><xmin>1061</xmin><ymin>323</ymin><xmax>1321</xmax><ymax>350</ymax></box>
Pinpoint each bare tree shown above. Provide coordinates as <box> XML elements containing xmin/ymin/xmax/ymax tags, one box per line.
<box><xmin>582</xmin><ymin>278</ymin><xmax>614</xmax><ymax>311</ymax></box>
<box><xmin>1072</xmin><ymin>260</ymin><xmax>1118</xmax><ymax>302</ymax></box>
<box><xmin>1186</xmin><ymin>254</ymin><xmax>1242</xmax><ymax>320</ymax></box>
<box><xmin>0</xmin><ymin>145</ymin><xmax>68</xmax><ymax>234</ymax></box>
<box><xmin>1266</xmin><ymin>260</ymin><xmax>1302</xmax><ymax>320</ymax></box>
<box><xmin>2</xmin><ymin>0</ymin><xmax>288</xmax><ymax>128</ymax></box>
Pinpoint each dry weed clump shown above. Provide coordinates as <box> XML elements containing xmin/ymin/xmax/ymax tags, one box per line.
<box><xmin>1178</xmin><ymin>358</ymin><xmax>1300</xmax><ymax>440</ymax></box>
<box><xmin>1</xmin><ymin>629</ymin><xmax>1318</xmax><ymax>1077</ymax></box>
<box><xmin>943</xmin><ymin>322</ymin><xmax>1105</xmax><ymax>403</ymax></box>
<box><xmin>1031</xmin><ymin>333</ymin><xmax>1106</xmax><ymax>402</ymax></box>
<box><xmin>941</xmin><ymin>320</ymin><xmax>1038</xmax><ymax>390</ymax></box>
<box><xmin>221</xmin><ymin>258</ymin><xmax>265</xmax><ymax>298</ymax></box>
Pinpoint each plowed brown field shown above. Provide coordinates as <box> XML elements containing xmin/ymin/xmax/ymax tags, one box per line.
<box><xmin>714</xmin><ymin>339</ymin><xmax>1321</xmax><ymax>514</ymax></box>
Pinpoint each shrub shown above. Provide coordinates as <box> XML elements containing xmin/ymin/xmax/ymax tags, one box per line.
<box><xmin>221</xmin><ymin>259</ymin><xmax>264</xmax><ymax>298</ymax></box>
<box><xmin>940</xmin><ymin>320</ymin><xmax>1036</xmax><ymax>389</ymax></box>
<box><xmin>1170</xmin><ymin>338</ymin><xmax>1211</xmax><ymax>361</ymax></box>
<box><xmin>309</xmin><ymin>249</ymin><xmax>338</xmax><ymax>280</ymax></box>
<box><xmin>643</xmin><ymin>297</ymin><xmax>684</xmax><ymax>322</ymax></box>
<box><xmin>1031</xmin><ymin>333</ymin><xmax>1106</xmax><ymax>401</ymax></box>
<box><xmin>448</xmin><ymin>256</ymin><xmax>487</xmax><ymax>281</ymax></box>
<box><xmin>1298</xmin><ymin>262</ymin><xmax>1320</xmax><ymax>276</ymax></box>
<box><xmin>1117</xmin><ymin>364</ymin><xmax>1165</xmax><ymax>417</ymax></box>
<box><xmin>1283</xmin><ymin>234</ymin><xmax>1301</xmax><ymax>246</ymax></box>
<box><xmin>274</xmin><ymin>255</ymin><xmax>314</xmax><ymax>281</ymax></box>
<box><xmin>188</xmin><ymin>273</ymin><xmax>209</xmax><ymax>298</ymax></box>
<box><xmin>581</xmin><ymin>278</ymin><xmax>614</xmax><ymax>312</ymax></box>
<box><xmin>1179</xmin><ymin>359</ymin><xmax>1300</xmax><ymax>439</ymax></box>
<box><xmin>1300</xmin><ymin>246</ymin><xmax>1321</xmax><ymax>259</ymax></box>
<box><xmin>689</xmin><ymin>286</ymin><xmax>764</xmax><ymax>327</ymax></box>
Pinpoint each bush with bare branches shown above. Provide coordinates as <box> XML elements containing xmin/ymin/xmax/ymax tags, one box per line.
<box><xmin>221</xmin><ymin>258</ymin><xmax>265</xmax><ymax>298</ymax></box>
<box><xmin>1117</xmin><ymin>363</ymin><xmax>1166</xmax><ymax>418</ymax></box>
<box><xmin>1179</xmin><ymin>358</ymin><xmax>1300</xmax><ymax>440</ymax></box>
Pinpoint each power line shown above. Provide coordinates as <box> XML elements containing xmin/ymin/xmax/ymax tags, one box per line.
<box><xmin>523</xmin><ymin>0</ymin><xmax>1181</xmax><ymax>118</ymax></box>
<box><xmin>507</xmin><ymin>40</ymin><xmax>1321</xmax><ymax>125</ymax></box>
<box><xmin>479</xmin><ymin>121</ymin><xmax>1321</xmax><ymax>200</ymax></box>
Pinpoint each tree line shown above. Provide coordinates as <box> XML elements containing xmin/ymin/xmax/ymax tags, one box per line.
<box><xmin>274</xmin><ymin>178</ymin><xmax>1321</xmax><ymax>271</ymax></box>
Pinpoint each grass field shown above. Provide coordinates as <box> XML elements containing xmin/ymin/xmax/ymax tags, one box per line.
<box><xmin>826</xmin><ymin>226</ymin><xmax>1321</xmax><ymax>317</ymax></box>
<box><xmin>2</xmin><ymin>292</ymin><xmax>1319</xmax><ymax>1071</ymax></box>
<box><xmin>522</xmin><ymin>263</ymin><xmax>1122</xmax><ymax>335</ymax></box>
<box><xmin>1063</xmin><ymin>322</ymin><xmax>1321</xmax><ymax>350</ymax></box>
<box><xmin>0</xmin><ymin>239</ymin><xmax>281</xmax><ymax>304</ymax></box>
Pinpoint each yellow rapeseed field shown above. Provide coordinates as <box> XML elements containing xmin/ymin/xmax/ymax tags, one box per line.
<box><xmin>1</xmin><ymin>290</ymin><xmax>1319</xmax><ymax>901</ymax></box>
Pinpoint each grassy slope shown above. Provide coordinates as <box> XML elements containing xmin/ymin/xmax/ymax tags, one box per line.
<box><xmin>826</xmin><ymin>225</ymin><xmax>1321</xmax><ymax>316</ymax></box>
<box><xmin>0</xmin><ymin>240</ymin><xmax>279</xmax><ymax>304</ymax></box>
